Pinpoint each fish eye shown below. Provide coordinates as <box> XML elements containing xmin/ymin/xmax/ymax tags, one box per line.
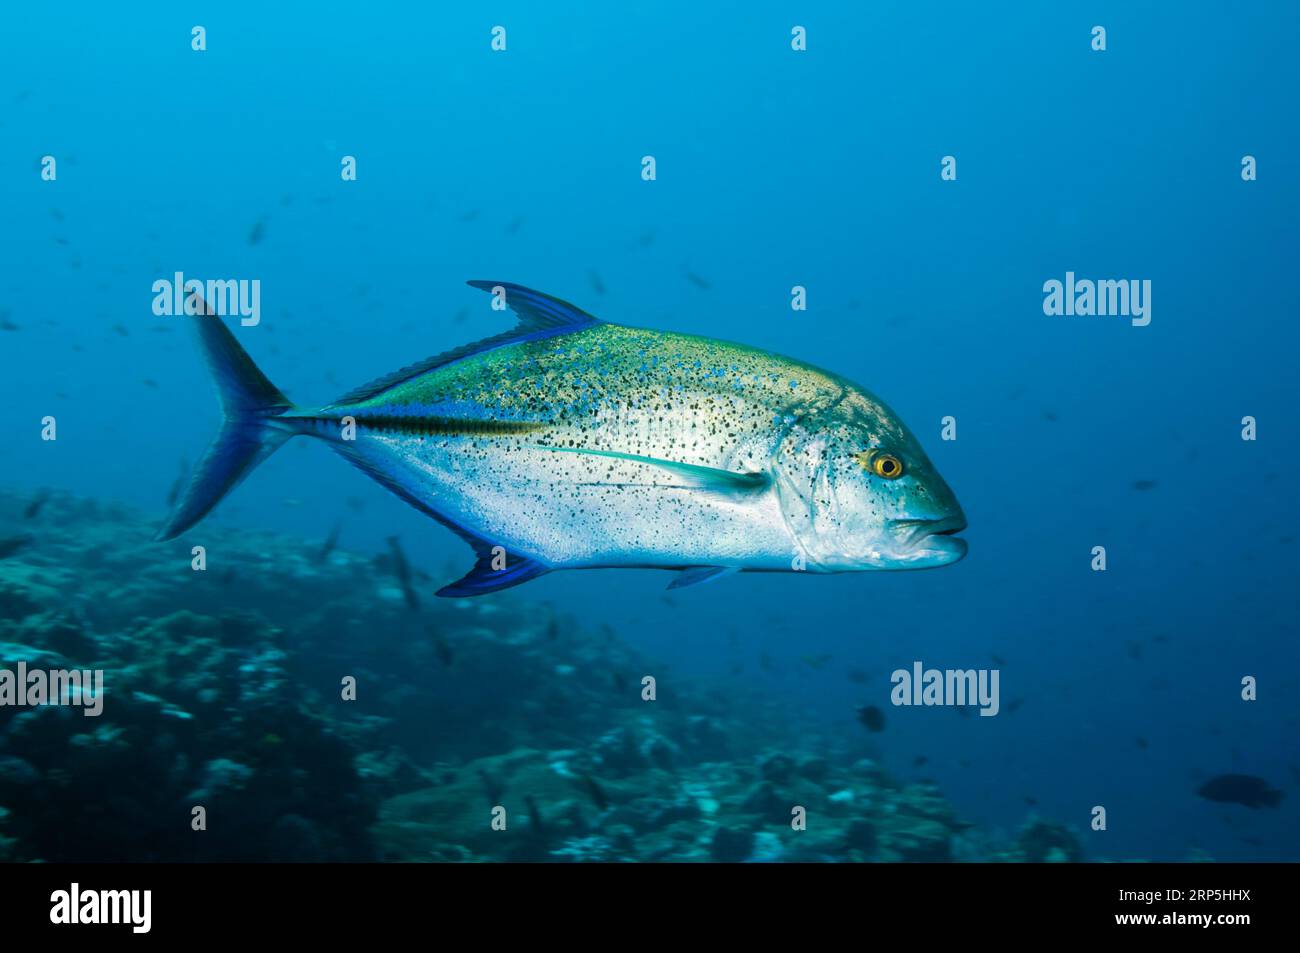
<box><xmin>854</xmin><ymin>449</ymin><xmax>905</xmax><ymax>479</ymax></box>
<box><xmin>873</xmin><ymin>453</ymin><xmax>904</xmax><ymax>479</ymax></box>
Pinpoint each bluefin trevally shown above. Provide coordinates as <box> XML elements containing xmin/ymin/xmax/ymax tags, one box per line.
<box><xmin>158</xmin><ymin>282</ymin><xmax>966</xmax><ymax>596</ymax></box>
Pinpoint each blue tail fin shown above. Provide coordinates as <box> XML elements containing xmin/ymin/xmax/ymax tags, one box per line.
<box><xmin>156</xmin><ymin>304</ymin><xmax>294</xmax><ymax>540</ymax></box>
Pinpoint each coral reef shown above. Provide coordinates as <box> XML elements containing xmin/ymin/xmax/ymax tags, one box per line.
<box><xmin>0</xmin><ymin>489</ymin><xmax>1090</xmax><ymax>862</ymax></box>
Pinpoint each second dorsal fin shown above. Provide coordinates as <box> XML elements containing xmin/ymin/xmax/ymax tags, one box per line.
<box><xmin>332</xmin><ymin>281</ymin><xmax>603</xmax><ymax>406</ymax></box>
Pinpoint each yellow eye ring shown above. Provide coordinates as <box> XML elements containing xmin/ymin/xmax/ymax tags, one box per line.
<box><xmin>873</xmin><ymin>453</ymin><xmax>904</xmax><ymax>479</ymax></box>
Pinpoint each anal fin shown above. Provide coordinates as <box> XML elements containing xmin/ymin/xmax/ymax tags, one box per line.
<box><xmin>330</xmin><ymin>444</ymin><xmax>550</xmax><ymax>598</ymax></box>
<box><xmin>437</xmin><ymin>551</ymin><xmax>549</xmax><ymax>598</ymax></box>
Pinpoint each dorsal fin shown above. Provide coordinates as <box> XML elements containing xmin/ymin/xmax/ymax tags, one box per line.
<box><xmin>465</xmin><ymin>280</ymin><xmax>602</xmax><ymax>331</ymax></box>
<box><xmin>333</xmin><ymin>282</ymin><xmax>603</xmax><ymax>406</ymax></box>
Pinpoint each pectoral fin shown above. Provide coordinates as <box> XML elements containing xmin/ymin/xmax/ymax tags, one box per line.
<box><xmin>545</xmin><ymin>446</ymin><xmax>771</xmax><ymax>496</ymax></box>
<box><xmin>668</xmin><ymin>566</ymin><xmax>737</xmax><ymax>589</ymax></box>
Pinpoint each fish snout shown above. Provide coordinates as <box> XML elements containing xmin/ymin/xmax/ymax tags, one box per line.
<box><xmin>889</xmin><ymin>513</ymin><xmax>968</xmax><ymax>564</ymax></box>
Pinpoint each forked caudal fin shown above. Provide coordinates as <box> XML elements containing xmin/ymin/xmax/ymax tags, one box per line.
<box><xmin>155</xmin><ymin>302</ymin><xmax>295</xmax><ymax>540</ymax></box>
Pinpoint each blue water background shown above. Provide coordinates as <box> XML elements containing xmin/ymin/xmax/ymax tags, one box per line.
<box><xmin>2</xmin><ymin>2</ymin><xmax>1297</xmax><ymax>860</ymax></box>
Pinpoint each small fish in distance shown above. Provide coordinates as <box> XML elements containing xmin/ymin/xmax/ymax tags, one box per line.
<box><xmin>1197</xmin><ymin>774</ymin><xmax>1283</xmax><ymax>809</ymax></box>
<box><xmin>857</xmin><ymin>705</ymin><xmax>886</xmax><ymax>732</ymax></box>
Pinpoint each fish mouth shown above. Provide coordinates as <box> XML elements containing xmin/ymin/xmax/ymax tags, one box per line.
<box><xmin>893</xmin><ymin>515</ymin><xmax>968</xmax><ymax>558</ymax></box>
